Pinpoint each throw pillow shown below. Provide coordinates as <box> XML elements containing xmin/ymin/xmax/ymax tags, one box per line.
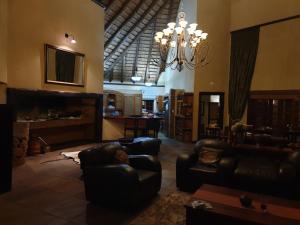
<box><xmin>114</xmin><ymin>149</ymin><xmax>129</xmax><ymax>164</ymax></box>
<box><xmin>199</xmin><ymin>148</ymin><xmax>222</xmax><ymax>165</ymax></box>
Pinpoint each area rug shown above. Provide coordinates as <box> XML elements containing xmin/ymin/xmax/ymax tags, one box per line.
<box><xmin>129</xmin><ymin>191</ymin><xmax>191</xmax><ymax>225</ymax></box>
<box><xmin>60</xmin><ymin>151</ymin><xmax>81</xmax><ymax>164</ymax></box>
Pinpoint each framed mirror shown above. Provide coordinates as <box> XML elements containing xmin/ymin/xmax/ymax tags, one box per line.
<box><xmin>45</xmin><ymin>44</ymin><xmax>85</xmax><ymax>87</ymax></box>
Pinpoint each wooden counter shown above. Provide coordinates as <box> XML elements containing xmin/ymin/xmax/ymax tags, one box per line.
<box><xmin>103</xmin><ymin>116</ymin><xmax>163</xmax><ymax>141</ymax></box>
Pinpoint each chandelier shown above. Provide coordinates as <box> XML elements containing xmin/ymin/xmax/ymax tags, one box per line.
<box><xmin>153</xmin><ymin>12</ymin><xmax>208</xmax><ymax>72</ymax></box>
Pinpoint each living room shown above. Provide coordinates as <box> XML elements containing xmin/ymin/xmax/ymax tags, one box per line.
<box><xmin>0</xmin><ymin>0</ymin><xmax>300</xmax><ymax>224</ymax></box>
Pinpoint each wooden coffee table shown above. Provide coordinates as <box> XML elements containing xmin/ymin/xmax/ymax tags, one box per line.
<box><xmin>185</xmin><ymin>184</ymin><xmax>300</xmax><ymax>225</ymax></box>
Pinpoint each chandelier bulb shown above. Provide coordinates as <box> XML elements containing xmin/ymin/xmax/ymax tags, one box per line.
<box><xmin>189</xmin><ymin>23</ymin><xmax>198</xmax><ymax>31</ymax></box>
<box><xmin>167</xmin><ymin>22</ymin><xmax>176</xmax><ymax>29</ymax></box>
<box><xmin>175</xmin><ymin>27</ymin><xmax>183</xmax><ymax>35</ymax></box>
<box><xmin>195</xmin><ymin>30</ymin><xmax>203</xmax><ymax>37</ymax></box>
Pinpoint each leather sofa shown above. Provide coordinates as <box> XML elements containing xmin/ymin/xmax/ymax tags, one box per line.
<box><xmin>176</xmin><ymin>139</ymin><xmax>300</xmax><ymax>199</ymax></box>
<box><xmin>119</xmin><ymin>137</ymin><xmax>161</xmax><ymax>156</ymax></box>
<box><xmin>79</xmin><ymin>143</ymin><xmax>162</xmax><ymax>209</ymax></box>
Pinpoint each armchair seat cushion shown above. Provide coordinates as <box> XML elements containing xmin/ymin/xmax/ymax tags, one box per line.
<box><xmin>190</xmin><ymin>164</ymin><xmax>218</xmax><ymax>174</ymax></box>
<box><xmin>136</xmin><ymin>169</ymin><xmax>157</xmax><ymax>182</ymax></box>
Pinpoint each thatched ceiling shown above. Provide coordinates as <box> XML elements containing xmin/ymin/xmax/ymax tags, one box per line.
<box><xmin>96</xmin><ymin>0</ymin><xmax>180</xmax><ymax>85</ymax></box>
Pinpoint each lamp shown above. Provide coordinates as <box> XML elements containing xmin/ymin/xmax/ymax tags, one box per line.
<box><xmin>145</xmin><ymin>82</ymin><xmax>153</xmax><ymax>87</ymax></box>
<box><xmin>131</xmin><ymin>76</ymin><xmax>141</xmax><ymax>82</ymax></box>
<box><xmin>65</xmin><ymin>33</ymin><xmax>77</xmax><ymax>44</ymax></box>
<box><xmin>153</xmin><ymin>10</ymin><xmax>209</xmax><ymax>72</ymax></box>
<box><xmin>131</xmin><ymin>67</ymin><xmax>141</xmax><ymax>82</ymax></box>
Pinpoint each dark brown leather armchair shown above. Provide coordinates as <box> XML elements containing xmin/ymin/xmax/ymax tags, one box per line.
<box><xmin>79</xmin><ymin>143</ymin><xmax>161</xmax><ymax>209</ymax></box>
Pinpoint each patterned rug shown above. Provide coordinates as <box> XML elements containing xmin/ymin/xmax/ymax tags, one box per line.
<box><xmin>129</xmin><ymin>191</ymin><xmax>191</xmax><ymax>225</ymax></box>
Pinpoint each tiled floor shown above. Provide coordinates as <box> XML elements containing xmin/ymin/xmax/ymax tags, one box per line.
<box><xmin>0</xmin><ymin>136</ymin><xmax>193</xmax><ymax>225</ymax></box>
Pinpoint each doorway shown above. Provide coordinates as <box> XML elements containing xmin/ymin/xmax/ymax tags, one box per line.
<box><xmin>198</xmin><ymin>92</ymin><xmax>224</xmax><ymax>139</ymax></box>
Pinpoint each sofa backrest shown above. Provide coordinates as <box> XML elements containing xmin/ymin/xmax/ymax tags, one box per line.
<box><xmin>79</xmin><ymin>143</ymin><xmax>127</xmax><ymax>167</ymax></box>
<box><xmin>194</xmin><ymin>139</ymin><xmax>233</xmax><ymax>156</ymax></box>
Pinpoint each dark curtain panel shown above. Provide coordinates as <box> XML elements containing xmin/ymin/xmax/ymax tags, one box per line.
<box><xmin>56</xmin><ymin>50</ymin><xmax>75</xmax><ymax>83</ymax></box>
<box><xmin>228</xmin><ymin>27</ymin><xmax>260</xmax><ymax>121</ymax></box>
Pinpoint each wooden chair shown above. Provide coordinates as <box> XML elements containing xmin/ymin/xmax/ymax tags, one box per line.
<box><xmin>124</xmin><ymin>117</ymin><xmax>137</xmax><ymax>138</ymax></box>
<box><xmin>147</xmin><ymin>118</ymin><xmax>161</xmax><ymax>138</ymax></box>
<box><xmin>136</xmin><ymin>118</ymin><xmax>148</xmax><ymax>137</ymax></box>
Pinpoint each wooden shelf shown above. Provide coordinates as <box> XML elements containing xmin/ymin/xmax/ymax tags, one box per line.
<box><xmin>175</xmin><ymin>92</ymin><xmax>194</xmax><ymax>142</ymax></box>
<box><xmin>27</xmin><ymin>118</ymin><xmax>94</xmax><ymax>130</ymax></box>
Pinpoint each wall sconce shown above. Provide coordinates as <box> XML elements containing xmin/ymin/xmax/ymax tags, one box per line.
<box><xmin>65</xmin><ymin>33</ymin><xmax>77</xmax><ymax>44</ymax></box>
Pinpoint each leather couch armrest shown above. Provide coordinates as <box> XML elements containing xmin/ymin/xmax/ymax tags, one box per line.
<box><xmin>176</xmin><ymin>151</ymin><xmax>198</xmax><ymax>169</ymax></box>
<box><xmin>176</xmin><ymin>151</ymin><xmax>198</xmax><ymax>191</ymax></box>
<box><xmin>128</xmin><ymin>155</ymin><xmax>161</xmax><ymax>172</ymax></box>
<box><xmin>278</xmin><ymin>162</ymin><xmax>297</xmax><ymax>183</ymax></box>
<box><xmin>287</xmin><ymin>151</ymin><xmax>300</xmax><ymax>174</ymax></box>
<box><xmin>219</xmin><ymin>157</ymin><xmax>237</xmax><ymax>175</ymax></box>
<box><xmin>83</xmin><ymin>164</ymin><xmax>139</xmax><ymax>202</ymax></box>
<box><xmin>83</xmin><ymin>164</ymin><xmax>139</xmax><ymax>190</ymax></box>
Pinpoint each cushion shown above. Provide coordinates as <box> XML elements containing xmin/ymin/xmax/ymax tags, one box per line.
<box><xmin>113</xmin><ymin>149</ymin><xmax>129</xmax><ymax>164</ymax></box>
<box><xmin>234</xmin><ymin>158</ymin><xmax>278</xmax><ymax>182</ymax></box>
<box><xmin>198</xmin><ymin>148</ymin><xmax>222</xmax><ymax>165</ymax></box>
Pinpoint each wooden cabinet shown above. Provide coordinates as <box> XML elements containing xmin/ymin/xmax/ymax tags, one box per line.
<box><xmin>247</xmin><ymin>90</ymin><xmax>300</xmax><ymax>137</ymax></box>
<box><xmin>175</xmin><ymin>93</ymin><xmax>194</xmax><ymax>142</ymax></box>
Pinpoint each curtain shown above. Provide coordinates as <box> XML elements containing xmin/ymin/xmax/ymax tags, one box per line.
<box><xmin>228</xmin><ymin>27</ymin><xmax>260</xmax><ymax>122</ymax></box>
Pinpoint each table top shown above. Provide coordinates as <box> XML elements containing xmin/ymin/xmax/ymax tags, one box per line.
<box><xmin>104</xmin><ymin>116</ymin><xmax>163</xmax><ymax>120</ymax></box>
<box><xmin>188</xmin><ymin>184</ymin><xmax>300</xmax><ymax>225</ymax></box>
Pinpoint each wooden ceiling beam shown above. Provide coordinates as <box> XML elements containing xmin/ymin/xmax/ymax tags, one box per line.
<box><xmin>144</xmin><ymin>22</ymin><xmax>155</xmax><ymax>83</ymax></box>
<box><xmin>105</xmin><ymin>0</ymin><xmax>131</xmax><ymax>31</ymax></box>
<box><xmin>91</xmin><ymin>0</ymin><xmax>108</xmax><ymax>9</ymax></box>
<box><xmin>121</xmin><ymin>55</ymin><xmax>125</xmax><ymax>83</ymax></box>
<box><xmin>105</xmin><ymin>0</ymin><xmax>117</xmax><ymax>11</ymax></box>
<box><xmin>104</xmin><ymin>0</ymin><xmax>165</xmax><ymax>64</ymax></box>
<box><xmin>131</xmin><ymin>37</ymin><xmax>141</xmax><ymax>79</ymax></box>
<box><xmin>104</xmin><ymin>0</ymin><xmax>168</xmax><ymax>73</ymax></box>
<box><xmin>104</xmin><ymin>0</ymin><xmax>144</xmax><ymax>49</ymax></box>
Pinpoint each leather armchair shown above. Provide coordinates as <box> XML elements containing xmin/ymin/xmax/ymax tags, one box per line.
<box><xmin>79</xmin><ymin>144</ymin><xmax>161</xmax><ymax>209</ymax></box>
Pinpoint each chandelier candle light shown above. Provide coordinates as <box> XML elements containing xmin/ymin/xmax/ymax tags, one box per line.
<box><xmin>154</xmin><ymin>12</ymin><xmax>208</xmax><ymax>72</ymax></box>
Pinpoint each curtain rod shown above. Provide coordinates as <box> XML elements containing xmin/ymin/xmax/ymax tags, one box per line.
<box><xmin>231</xmin><ymin>14</ymin><xmax>300</xmax><ymax>33</ymax></box>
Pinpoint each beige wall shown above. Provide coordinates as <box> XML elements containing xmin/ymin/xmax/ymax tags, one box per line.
<box><xmin>231</xmin><ymin>0</ymin><xmax>300</xmax><ymax>123</ymax></box>
<box><xmin>230</xmin><ymin>0</ymin><xmax>300</xmax><ymax>31</ymax></box>
<box><xmin>103</xmin><ymin>119</ymin><xmax>124</xmax><ymax>141</ymax></box>
<box><xmin>7</xmin><ymin>0</ymin><xmax>104</xmax><ymax>94</ymax></box>
<box><xmin>0</xmin><ymin>0</ymin><xmax>8</xmax><ymax>84</ymax></box>
<box><xmin>251</xmin><ymin>18</ymin><xmax>300</xmax><ymax>90</ymax></box>
<box><xmin>193</xmin><ymin>0</ymin><xmax>231</xmax><ymax>140</ymax></box>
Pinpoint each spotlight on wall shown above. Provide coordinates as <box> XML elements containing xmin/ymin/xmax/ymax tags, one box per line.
<box><xmin>65</xmin><ymin>33</ymin><xmax>77</xmax><ymax>44</ymax></box>
<box><xmin>145</xmin><ymin>82</ymin><xmax>153</xmax><ymax>87</ymax></box>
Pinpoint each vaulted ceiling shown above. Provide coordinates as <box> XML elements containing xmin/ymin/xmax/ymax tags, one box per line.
<box><xmin>94</xmin><ymin>0</ymin><xmax>180</xmax><ymax>85</ymax></box>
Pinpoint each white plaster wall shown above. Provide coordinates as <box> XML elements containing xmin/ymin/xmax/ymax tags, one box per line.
<box><xmin>104</xmin><ymin>84</ymin><xmax>165</xmax><ymax>100</ymax></box>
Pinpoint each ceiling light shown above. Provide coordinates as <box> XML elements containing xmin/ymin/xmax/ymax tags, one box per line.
<box><xmin>154</xmin><ymin>7</ymin><xmax>209</xmax><ymax>72</ymax></box>
<box><xmin>131</xmin><ymin>76</ymin><xmax>141</xmax><ymax>82</ymax></box>
<box><xmin>145</xmin><ymin>82</ymin><xmax>153</xmax><ymax>87</ymax></box>
<box><xmin>65</xmin><ymin>33</ymin><xmax>77</xmax><ymax>44</ymax></box>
